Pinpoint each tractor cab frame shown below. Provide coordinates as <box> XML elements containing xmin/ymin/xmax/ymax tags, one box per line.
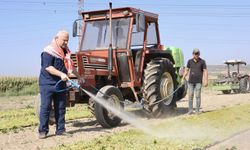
<box><xmin>67</xmin><ymin>5</ymin><xmax>187</xmax><ymax>128</ymax></box>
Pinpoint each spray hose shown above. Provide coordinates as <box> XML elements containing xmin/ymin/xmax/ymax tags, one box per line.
<box><xmin>55</xmin><ymin>79</ymin><xmax>80</xmax><ymax>92</ymax></box>
<box><xmin>55</xmin><ymin>79</ymin><xmax>112</xmax><ymax>99</ymax></box>
<box><xmin>150</xmin><ymin>83</ymin><xmax>184</xmax><ymax>105</ymax></box>
<box><xmin>55</xmin><ymin>79</ymin><xmax>184</xmax><ymax>106</ymax></box>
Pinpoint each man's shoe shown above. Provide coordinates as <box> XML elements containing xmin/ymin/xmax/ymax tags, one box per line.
<box><xmin>38</xmin><ymin>132</ymin><xmax>47</xmax><ymax>139</ymax></box>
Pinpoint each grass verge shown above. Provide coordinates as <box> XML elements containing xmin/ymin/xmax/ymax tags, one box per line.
<box><xmin>54</xmin><ymin>103</ymin><xmax>250</xmax><ymax>150</ymax></box>
<box><xmin>0</xmin><ymin>104</ymin><xmax>92</xmax><ymax>133</ymax></box>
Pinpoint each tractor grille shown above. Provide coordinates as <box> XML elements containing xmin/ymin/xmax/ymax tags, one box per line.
<box><xmin>82</xmin><ymin>56</ymin><xmax>108</xmax><ymax>70</ymax></box>
<box><xmin>70</xmin><ymin>54</ymin><xmax>78</xmax><ymax>68</ymax></box>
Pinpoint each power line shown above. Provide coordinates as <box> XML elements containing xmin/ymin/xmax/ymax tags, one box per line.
<box><xmin>160</xmin><ymin>12</ymin><xmax>250</xmax><ymax>17</ymax></box>
<box><xmin>84</xmin><ymin>2</ymin><xmax>250</xmax><ymax>8</ymax></box>
<box><xmin>0</xmin><ymin>1</ymin><xmax>73</xmax><ymax>5</ymax></box>
<box><xmin>1</xmin><ymin>8</ymin><xmax>250</xmax><ymax>17</ymax></box>
<box><xmin>1</xmin><ymin>1</ymin><xmax>250</xmax><ymax>8</ymax></box>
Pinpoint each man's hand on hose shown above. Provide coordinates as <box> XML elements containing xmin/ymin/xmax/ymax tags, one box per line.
<box><xmin>60</xmin><ymin>73</ymin><xmax>69</xmax><ymax>81</ymax></box>
<box><xmin>78</xmin><ymin>77</ymin><xmax>85</xmax><ymax>85</ymax></box>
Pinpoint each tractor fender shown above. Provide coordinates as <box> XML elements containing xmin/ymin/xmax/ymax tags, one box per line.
<box><xmin>241</xmin><ymin>74</ymin><xmax>250</xmax><ymax>78</ymax></box>
<box><xmin>144</xmin><ymin>50</ymin><xmax>175</xmax><ymax>65</ymax></box>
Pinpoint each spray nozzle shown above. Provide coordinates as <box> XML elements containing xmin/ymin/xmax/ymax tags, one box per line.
<box><xmin>55</xmin><ymin>79</ymin><xmax>81</xmax><ymax>92</ymax></box>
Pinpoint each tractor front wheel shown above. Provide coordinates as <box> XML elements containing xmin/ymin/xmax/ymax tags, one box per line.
<box><xmin>94</xmin><ymin>85</ymin><xmax>124</xmax><ymax>128</ymax></box>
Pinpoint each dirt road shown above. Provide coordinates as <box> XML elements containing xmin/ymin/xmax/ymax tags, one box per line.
<box><xmin>177</xmin><ymin>90</ymin><xmax>250</xmax><ymax>112</ymax></box>
<box><xmin>207</xmin><ymin>129</ymin><xmax>250</xmax><ymax>150</ymax></box>
<box><xmin>1</xmin><ymin>91</ymin><xmax>250</xmax><ymax>150</ymax></box>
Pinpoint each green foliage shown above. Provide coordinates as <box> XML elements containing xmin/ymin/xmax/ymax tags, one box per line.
<box><xmin>0</xmin><ymin>104</ymin><xmax>92</xmax><ymax>133</ymax></box>
<box><xmin>66</xmin><ymin>104</ymin><xmax>92</xmax><ymax>120</ymax></box>
<box><xmin>53</xmin><ymin>104</ymin><xmax>250</xmax><ymax>150</ymax></box>
<box><xmin>0</xmin><ymin>77</ymin><xmax>39</xmax><ymax>96</ymax></box>
<box><xmin>0</xmin><ymin>108</ymin><xmax>37</xmax><ymax>133</ymax></box>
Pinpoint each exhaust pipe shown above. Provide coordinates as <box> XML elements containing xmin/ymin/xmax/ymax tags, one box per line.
<box><xmin>108</xmin><ymin>2</ymin><xmax>113</xmax><ymax>80</ymax></box>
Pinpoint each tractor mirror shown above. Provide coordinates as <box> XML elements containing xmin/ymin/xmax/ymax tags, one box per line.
<box><xmin>136</xmin><ymin>13</ymin><xmax>145</xmax><ymax>32</ymax></box>
<box><xmin>72</xmin><ymin>19</ymin><xmax>83</xmax><ymax>37</ymax></box>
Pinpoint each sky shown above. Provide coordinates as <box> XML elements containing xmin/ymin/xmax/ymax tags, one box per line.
<box><xmin>0</xmin><ymin>0</ymin><xmax>249</xmax><ymax>76</ymax></box>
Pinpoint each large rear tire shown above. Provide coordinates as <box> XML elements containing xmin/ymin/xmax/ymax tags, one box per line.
<box><xmin>34</xmin><ymin>94</ymin><xmax>55</xmax><ymax>125</ymax></box>
<box><xmin>233</xmin><ymin>89</ymin><xmax>240</xmax><ymax>94</ymax></box>
<box><xmin>248</xmin><ymin>77</ymin><xmax>250</xmax><ymax>92</ymax></box>
<box><xmin>143</xmin><ymin>58</ymin><xmax>177</xmax><ymax>117</ymax></box>
<box><xmin>94</xmin><ymin>85</ymin><xmax>124</xmax><ymax>128</ymax></box>
<box><xmin>239</xmin><ymin>77</ymin><xmax>250</xmax><ymax>93</ymax></box>
<box><xmin>177</xmin><ymin>79</ymin><xmax>188</xmax><ymax>100</ymax></box>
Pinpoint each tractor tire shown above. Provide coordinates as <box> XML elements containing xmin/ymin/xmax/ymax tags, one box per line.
<box><xmin>88</xmin><ymin>98</ymin><xmax>95</xmax><ymax>116</ymax></box>
<box><xmin>88</xmin><ymin>77</ymin><xmax>108</xmax><ymax>117</ymax></box>
<box><xmin>248</xmin><ymin>78</ymin><xmax>250</xmax><ymax>92</ymax></box>
<box><xmin>143</xmin><ymin>58</ymin><xmax>177</xmax><ymax>117</ymax></box>
<box><xmin>94</xmin><ymin>85</ymin><xmax>124</xmax><ymax>128</ymax></box>
<box><xmin>239</xmin><ymin>77</ymin><xmax>250</xmax><ymax>93</ymax></box>
<box><xmin>233</xmin><ymin>89</ymin><xmax>240</xmax><ymax>94</ymax></box>
<box><xmin>222</xmin><ymin>90</ymin><xmax>231</xmax><ymax>94</ymax></box>
<box><xmin>34</xmin><ymin>94</ymin><xmax>55</xmax><ymax>125</ymax></box>
<box><xmin>177</xmin><ymin>79</ymin><xmax>188</xmax><ymax>100</ymax></box>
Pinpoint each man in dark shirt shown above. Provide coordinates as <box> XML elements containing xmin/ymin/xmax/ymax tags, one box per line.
<box><xmin>38</xmin><ymin>30</ymin><xmax>81</xmax><ymax>139</ymax></box>
<box><xmin>181</xmin><ymin>48</ymin><xmax>208</xmax><ymax>115</ymax></box>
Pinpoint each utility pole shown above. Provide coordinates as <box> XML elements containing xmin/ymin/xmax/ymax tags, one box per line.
<box><xmin>78</xmin><ymin>0</ymin><xmax>84</xmax><ymax>19</ymax></box>
<box><xmin>77</xmin><ymin>0</ymin><xmax>84</xmax><ymax>43</ymax></box>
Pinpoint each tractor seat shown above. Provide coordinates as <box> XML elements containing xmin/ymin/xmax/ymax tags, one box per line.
<box><xmin>232</xmin><ymin>72</ymin><xmax>238</xmax><ymax>78</ymax></box>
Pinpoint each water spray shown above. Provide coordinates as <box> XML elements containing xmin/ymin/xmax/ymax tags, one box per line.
<box><xmin>55</xmin><ymin>79</ymin><xmax>213</xmax><ymax>140</ymax></box>
<box><xmin>55</xmin><ymin>79</ymin><xmax>170</xmax><ymax>137</ymax></box>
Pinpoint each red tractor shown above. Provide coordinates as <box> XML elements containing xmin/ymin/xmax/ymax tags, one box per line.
<box><xmin>65</xmin><ymin>4</ymin><xmax>187</xmax><ymax>128</ymax></box>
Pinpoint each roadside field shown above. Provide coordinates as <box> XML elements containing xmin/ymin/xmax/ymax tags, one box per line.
<box><xmin>53</xmin><ymin>103</ymin><xmax>250</xmax><ymax>150</ymax></box>
<box><xmin>1</xmin><ymin>73</ymin><xmax>250</xmax><ymax>149</ymax></box>
<box><xmin>0</xmin><ymin>104</ymin><xmax>92</xmax><ymax>134</ymax></box>
<box><xmin>0</xmin><ymin>77</ymin><xmax>38</xmax><ymax>96</ymax></box>
<box><xmin>1</xmin><ymin>91</ymin><xmax>250</xmax><ymax>150</ymax></box>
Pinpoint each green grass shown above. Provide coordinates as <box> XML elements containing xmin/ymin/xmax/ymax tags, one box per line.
<box><xmin>53</xmin><ymin>103</ymin><xmax>250</xmax><ymax>150</ymax></box>
<box><xmin>0</xmin><ymin>104</ymin><xmax>92</xmax><ymax>133</ymax></box>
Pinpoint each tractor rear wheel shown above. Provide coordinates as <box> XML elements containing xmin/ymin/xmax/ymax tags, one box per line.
<box><xmin>222</xmin><ymin>90</ymin><xmax>231</xmax><ymax>94</ymax></box>
<box><xmin>94</xmin><ymin>85</ymin><xmax>124</xmax><ymax>128</ymax></box>
<box><xmin>143</xmin><ymin>58</ymin><xmax>177</xmax><ymax>117</ymax></box>
<box><xmin>248</xmin><ymin>78</ymin><xmax>250</xmax><ymax>92</ymax></box>
<box><xmin>177</xmin><ymin>79</ymin><xmax>188</xmax><ymax>100</ymax></box>
<box><xmin>34</xmin><ymin>94</ymin><xmax>55</xmax><ymax>125</ymax></box>
<box><xmin>239</xmin><ymin>77</ymin><xmax>250</xmax><ymax>93</ymax></box>
<box><xmin>233</xmin><ymin>89</ymin><xmax>240</xmax><ymax>93</ymax></box>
